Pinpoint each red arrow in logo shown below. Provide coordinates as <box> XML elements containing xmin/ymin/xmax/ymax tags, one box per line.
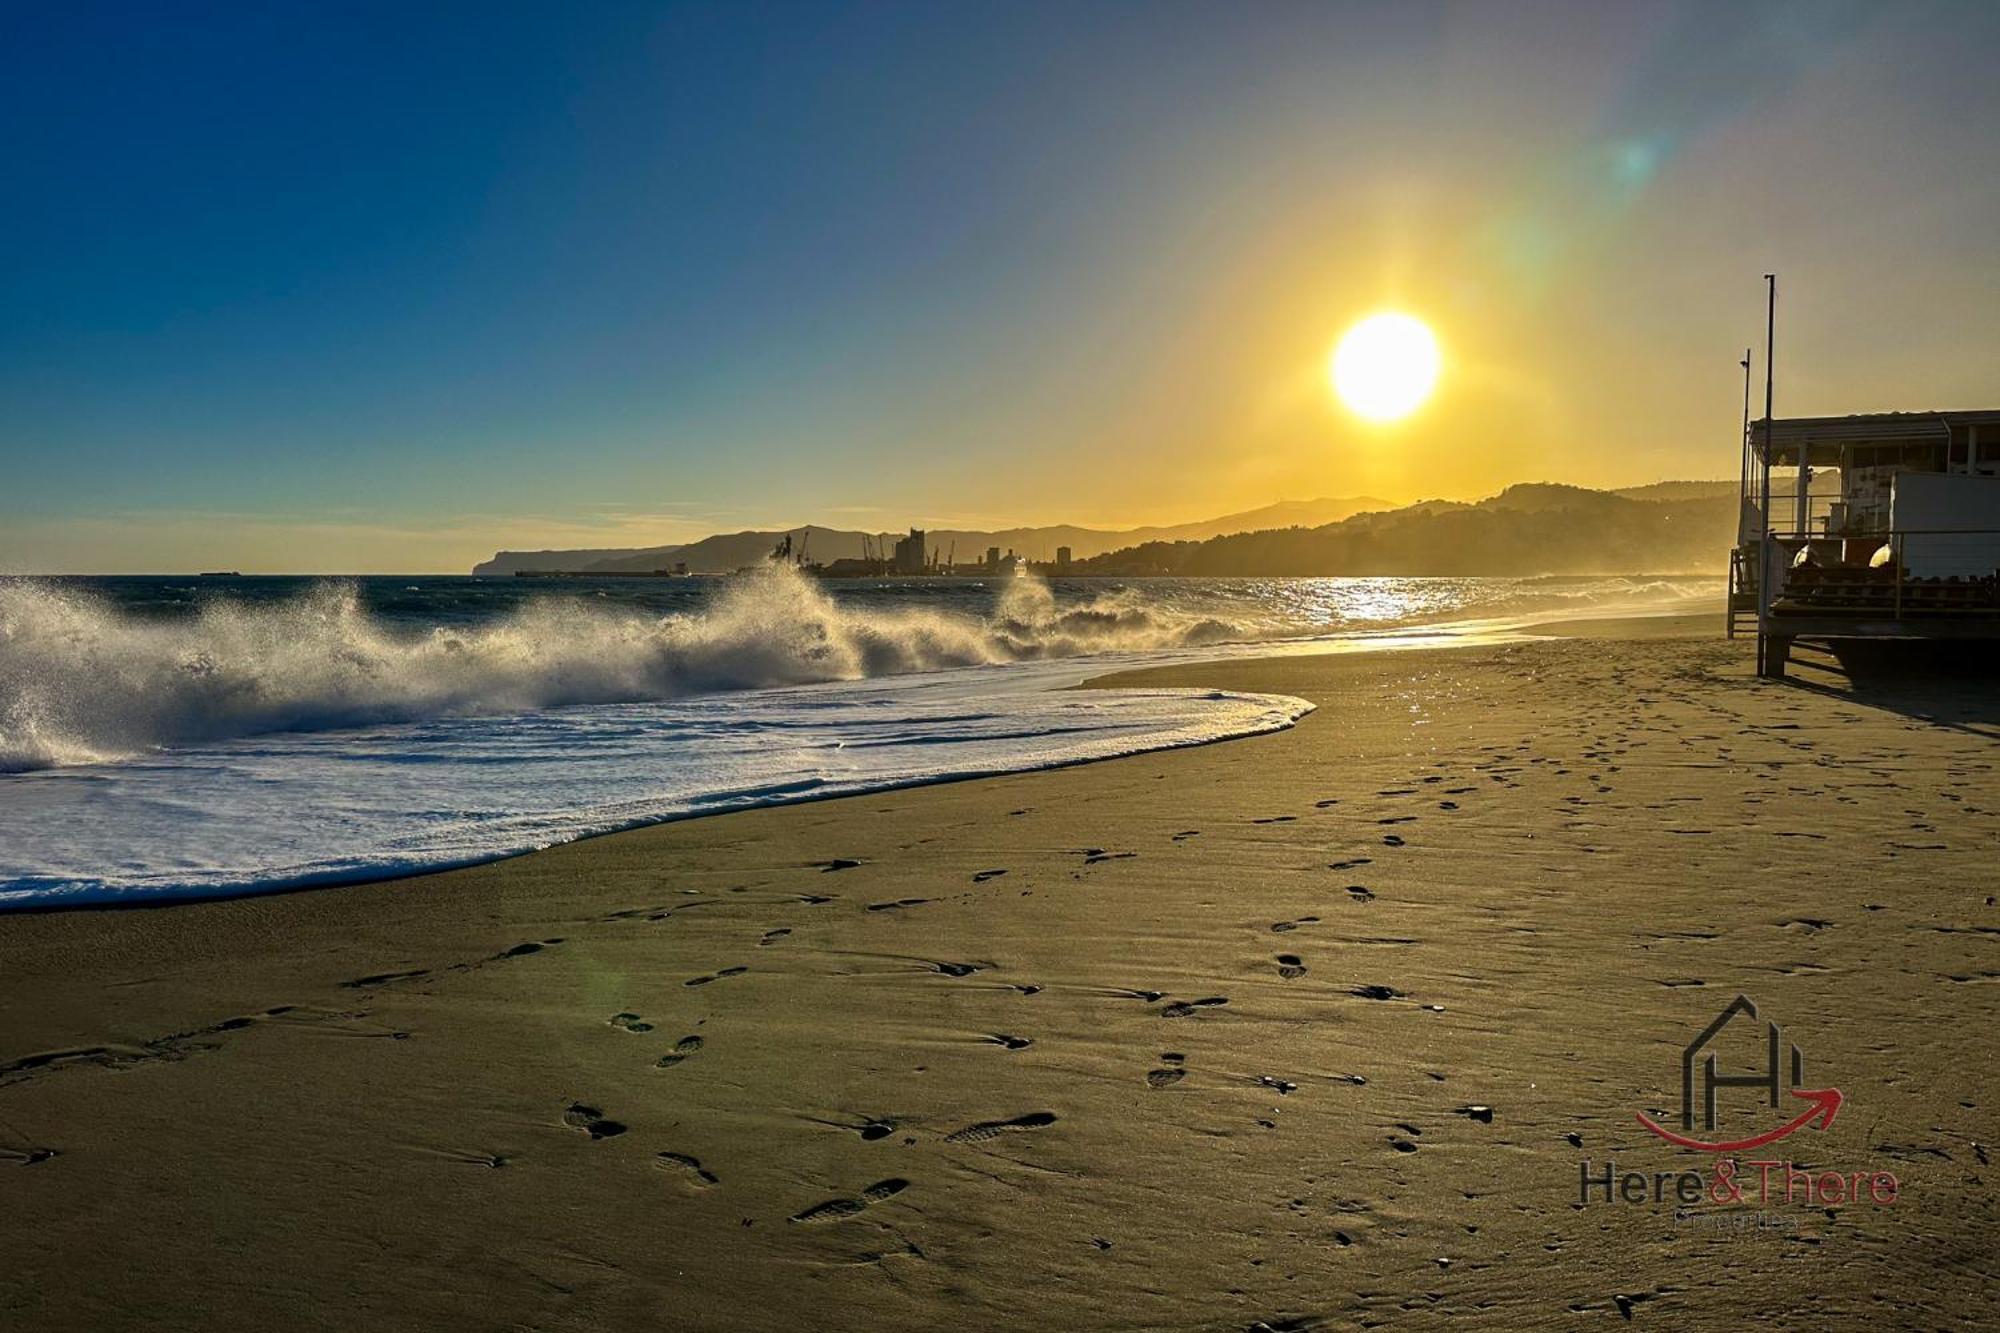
<box><xmin>1635</xmin><ymin>1087</ymin><xmax>1843</xmax><ymax>1153</ymax></box>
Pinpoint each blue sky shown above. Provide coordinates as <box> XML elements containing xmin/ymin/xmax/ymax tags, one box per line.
<box><xmin>5</xmin><ymin>1</ymin><xmax>1999</xmax><ymax>571</ymax></box>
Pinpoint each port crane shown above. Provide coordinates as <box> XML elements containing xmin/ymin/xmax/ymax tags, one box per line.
<box><xmin>770</xmin><ymin>529</ymin><xmax>812</xmax><ymax>567</ymax></box>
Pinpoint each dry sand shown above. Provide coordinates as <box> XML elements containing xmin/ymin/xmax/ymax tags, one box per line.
<box><xmin>2</xmin><ymin>618</ymin><xmax>1996</xmax><ymax>1330</ymax></box>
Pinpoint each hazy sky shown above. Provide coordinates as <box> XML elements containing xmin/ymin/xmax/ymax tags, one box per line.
<box><xmin>6</xmin><ymin>1</ymin><xmax>1999</xmax><ymax>572</ymax></box>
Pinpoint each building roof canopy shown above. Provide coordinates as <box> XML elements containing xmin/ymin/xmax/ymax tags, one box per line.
<box><xmin>1750</xmin><ymin>410</ymin><xmax>2000</xmax><ymax>467</ymax></box>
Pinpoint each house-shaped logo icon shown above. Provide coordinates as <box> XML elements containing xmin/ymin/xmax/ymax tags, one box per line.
<box><xmin>1635</xmin><ymin>993</ymin><xmax>1843</xmax><ymax>1152</ymax></box>
<box><xmin>1680</xmin><ymin>993</ymin><xmax>1803</xmax><ymax>1132</ymax></box>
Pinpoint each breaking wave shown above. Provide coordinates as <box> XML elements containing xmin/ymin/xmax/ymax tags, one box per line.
<box><xmin>0</xmin><ymin>567</ymin><xmax>1245</xmax><ymax>773</ymax></box>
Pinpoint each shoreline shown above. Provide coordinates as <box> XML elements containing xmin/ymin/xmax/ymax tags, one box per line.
<box><xmin>0</xmin><ymin>606</ymin><xmax>1721</xmax><ymax>914</ymax></box>
<box><xmin>0</xmin><ymin>687</ymin><xmax>1314</xmax><ymax>916</ymax></box>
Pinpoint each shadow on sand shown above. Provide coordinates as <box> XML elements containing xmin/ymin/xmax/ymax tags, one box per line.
<box><xmin>1780</xmin><ymin>639</ymin><xmax>2000</xmax><ymax>736</ymax></box>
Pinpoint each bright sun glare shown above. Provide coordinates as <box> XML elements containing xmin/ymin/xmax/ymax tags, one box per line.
<box><xmin>1330</xmin><ymin>312</ymin><xmax>1440</xmax><ymax>422</ymax></box>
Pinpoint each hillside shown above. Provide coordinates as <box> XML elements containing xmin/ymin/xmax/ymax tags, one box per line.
<box><xmin>471</xmin><ymin>496</ymin><xmax>1392</xmax><ymax>574</ymax></box>
<box><xmin>1610</xmin><ymin>480</ymin><xmax>1737</xmax><ymax>502</ymax></box>
<box><xmin>470</xmin><ymin>488</ymin><xmax>1736</xmax><ymax>578</ymax></box>
<box><xmin>1072</xmin><ymin>484</ymin><xmax>1736</xmax><ymax>576</ymax></box>
<box><xmin>470</xmin><ymin>546</ymin><xmax>660</xmax><ymax>576</ymax></box>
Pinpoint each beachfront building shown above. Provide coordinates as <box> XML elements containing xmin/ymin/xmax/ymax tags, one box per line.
<box><xmin>893</xmin><ymin>528</ymin><xmax>929</xmax><ymax>575</ymax></box>
<box><xmin>1730</xmin><ymin>409</ymin><xmax>2000</xmax><ymax>676</ymax></box>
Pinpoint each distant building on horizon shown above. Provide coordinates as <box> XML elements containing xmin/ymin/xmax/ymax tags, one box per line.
<box><xmin>1055</xmin><ymin>545</ymin><xmax>1072</xmax><ymax>571</ymax></box>
<box><xmin>894</xmin><ymin>528</ymin><xmax>928</xmax><ymax>575</ymax></box>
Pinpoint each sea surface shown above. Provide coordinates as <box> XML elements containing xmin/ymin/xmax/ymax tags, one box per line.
<box><xmin>0</xmin><ymin>569</ymin><xmax>1715</xmax><ymax>907</ymax></box>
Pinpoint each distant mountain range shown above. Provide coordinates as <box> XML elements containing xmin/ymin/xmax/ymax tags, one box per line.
<box><xmin>1072</xmin><ymin>482</ymin><xmax>1739</xmax><ymax>576</ymax></box>
<box><xmin>1608</xmin><ymin>480</ymin><xmax>1739</xmax><ymax>503</ymax></box>
<box><xmin>471</xmin><ymin>482</ymin><xmax>1740</xmax><ymax>577</ymax></box>
<box><xmin>471</xmin><ymin>496</ymin><xmax>1395</xmax><ymax>574</ymax></box>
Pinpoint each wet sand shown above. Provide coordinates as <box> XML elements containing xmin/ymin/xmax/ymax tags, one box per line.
<box><xmin>3</xmin><ymin>618</ymin><xmax>1996</xmax><ymax>1329</ymax></box>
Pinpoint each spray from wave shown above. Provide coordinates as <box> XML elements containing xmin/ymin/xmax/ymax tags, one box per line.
<box><xmin>0</xmin><ymin>567</ymin><xmax>1245</xmax><ymax>773</ymax></box>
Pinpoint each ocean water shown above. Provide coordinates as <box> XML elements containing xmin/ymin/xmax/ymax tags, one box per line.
<box><xmin>0</xmin><ymin>569</ymin><xmax>1714</xmax><ymax>907</ymax></box>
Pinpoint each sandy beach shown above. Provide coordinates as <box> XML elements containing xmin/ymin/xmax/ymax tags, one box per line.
<box><xmin>3</xmin><ymin>618</ymin><xmax>1995</xmax><ymax>1330</ymax></box>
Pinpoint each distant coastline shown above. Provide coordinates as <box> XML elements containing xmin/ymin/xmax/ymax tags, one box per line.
<box><xmin>474</xmin><ymin>481</ymin><xmax>1737</xmax><ymax>579</ymax></box>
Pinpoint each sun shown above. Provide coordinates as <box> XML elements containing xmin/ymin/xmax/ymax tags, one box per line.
<box><xmin>1330</xmin><ymin>311</ymin><xmax>1440</xmax><ymax>422</ymax></box>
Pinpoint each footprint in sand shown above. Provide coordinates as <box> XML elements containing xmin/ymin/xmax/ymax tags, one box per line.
<box><xmin>789</xmin><ymin>1178</ymin><xmax>910</xmax><ymax>1223</ymax></box>
<box><xmin>1146</xmin><ymin>1068</ymin><xmax>1186</xmax><ymax>1088</ymax></box>
<box><xmin>1350</xmin><ymin>984</ymin><xmax>1402</xmax><ymax>1001</ymax></box>
<box><xmin>944</xmin><ymin>1112</ymin><xmax>1058</xmax><ymax>1144</ymax></box>
<box><xmin>1345</xmin><ymin>885</ymin><xmax>1376</xmax><ymax>902</ymax></box>
<box><xmin>0</xmin><ymin>1146</ymin><xmax>57</xmax><ymax>1166</ymax></box>
<box><xmin>972</xmin><ymin>868</ymin><xmax>1009</xmax><ymax>882</ymax></box>
<box><xmin>655</xmin><ymin>1152</ymin><xmax>719</xmax><ymax>1186</ymax></box>
<box><xmin>656</xmin><ymin>1035</ymin><xmax>704</xmax><ymax>1069</ymax></box>
<box><xmin>866</xmin><ymin>898</ymin><xmax>931</xmax><ymax>912</ymax></box>
<box><xmin>1382</xmin><ymin>834</ymin><xmax>1406</xmax><ymax>847</ymax></box>
<box><xmin>561</xmin><ymin>1103</ymin><xmax>628</xmax><ymax>1140</ymax></box>
<box><xmin>609</xmin><ymin>1012</ymin><xmax>655</xmax><ymax>1033</ymax></box>
<box><xmin>760</xmin><ymin>929</ymin><xmax>792</xmax><ymax>946</ymax></box>
<box><xmin>813</xmin><ymin>859</ymin><xmax>865</xmax><ymax>873</ymax></box>
<box><xmin>983</xmin><ymin>1033</ymin><xmax>1033</xmax><ymax>1050</ymax></box>
<box><xmin>495</xmin><ymin>939</ymin><xmax>564</xmax><ymax>959</ymax></box>
<box><xmin>1275</xmin><ymin>954</ymin><xmax>1307</xmax><ymax>980</ymax></box>
<box><xmin>806</xmin><ymin>1114</ymin><xmax>900</xmax><ymax>1141</ymax></box>
<box><xmin>340</xmin><ymin>967</ymin><xmax>430</xmax><ymax>989</ymax></box>
<box><xmin>1161</xmin><ymin>996</ymin><xmax>1228</xmax><ymax>1018</ymax></box>
<box><xmin>685</xmin><ymin>966</ymin><xmax>748</xmax><ymax>987</ymax></box>
<box><xmin>1329</xmin><ymin>857</ymin><xmax>1372</xmax><ymax>871</ymax></box>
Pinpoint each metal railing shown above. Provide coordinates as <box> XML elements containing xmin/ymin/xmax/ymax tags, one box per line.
<box><xmin>1770</xmin><ymin>526</ymin><xmax>2000</xmax><ymax>621</ymax></box>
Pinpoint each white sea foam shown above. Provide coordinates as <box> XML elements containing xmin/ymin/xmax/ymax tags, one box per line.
<box><xmin>0</xmin><ymin>567</ymin><xmax>1716</xmax><ymax>907</ymax></box>
<box><xmin>0</xmin><ymin>662</ymin><xmax>1308</xmax><ymax>908</ymax></box>
<box><xmin>0</xmin><ymin>568</ymin><xmax>1241</xmax><ymax>774</ymax></box>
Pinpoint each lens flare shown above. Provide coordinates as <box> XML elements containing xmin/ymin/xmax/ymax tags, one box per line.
<box><xmin>1330</xmin><ymin>312</ymin><xmax>1440</xmax><ymax>422</ymax></box>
